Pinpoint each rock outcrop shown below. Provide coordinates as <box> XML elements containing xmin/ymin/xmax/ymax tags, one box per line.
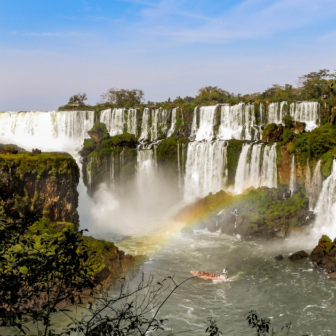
<box><xmin>0</xmin><ymin>152</ymin><xmax>80</xmax><ymax>227</ymax></box>
<box><xmin>310</xmin><ymin>235</ymin><xmax>336</xmax><ymax>273</ymax></box>
<box><xmin>293</xmin><ymin>121</ymin><xmax>306</xmax><ymax>134</ymax></box>
<box><xmin>289</xmin><ymin>250</ymin><xmax>309</xmax><ymax>260</ymax></box>
<box><xmin>262</xmin><ymin>123</ymin><xmax>283</xmax><ymax>143</ymax></box>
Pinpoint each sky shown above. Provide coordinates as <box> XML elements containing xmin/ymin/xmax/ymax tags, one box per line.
<box><xmin>1</xmin><ymin>0</ymin><xmax>336</xmax><ymax>110</ymax></box>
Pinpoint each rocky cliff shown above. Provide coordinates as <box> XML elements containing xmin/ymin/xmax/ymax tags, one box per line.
<box><xmin>0</xmin><ymin>152</ymin><xmax>80</xmax><ymax>227</ymax></box>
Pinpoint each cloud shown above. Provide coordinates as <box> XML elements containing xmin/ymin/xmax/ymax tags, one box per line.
<box><xmin>121</xmin><ymin>0</ymin><xmax>336</xmax><ymax>44</ymax></box>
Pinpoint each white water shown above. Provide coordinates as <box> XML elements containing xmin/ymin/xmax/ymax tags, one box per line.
<box><xmin>310</xmin><ymin>160</ymin><xmax>322</xmax><ymax>211</ymax></box>
<box><xmin>167</xmin><ymin>108</ymin><xmax>177</xmax><ymax>138</ymax></box>
<box><xmin>267</xmin><ymin>102</ymin><xmax>288</xmax><ymax>124</ymax></box>
<box><xmin>100</xmin><ymin>108</ymin><xmax>124</xmax><ymax>136</ymax></box>
<box><xmin>290</xmin><ymin>102</ymin><xmax>320</xmax><ymax>131</ymax></box>
<box><xmin>189</xmin><ymin>107</ymin><xmax>198</xmax><ymax>140</ymax></box>
<box><xmin>150</xmin><ymin>109</ymin><xmax>170</xmax><ymax>141</ymax></box>
<box><xmin>314</xmin><ymin>161</ymin><xmax>336</xmax><ymax>237</ymax></box>
<box><xmin>184</xmin><ymin>141</ymin><xmax>228</xmax><ymax>202</ymax></box>
<box><xmin>289</xmin><ymin>155</ymin><xmax>296</xmax><ymax>194</ymax></box>
<box><xmin>217</xmin><ymin>103</ymin><xmax>259</xmax><ymax>141</ymax></box>
<box><xmin>0</xmin><ymin>110</ymin><xmax>94</xmax><ymax>150</ymax></box>
<box><xmin>137</xmin><ymin>149</ymin><xmax>156</xmax><ymax>187</ymax></box>
<box><xmin>195</xmin><ymin>106</ymin><xmax>217</xmax><ymax>141</ymax></box>
<box><xmin>234</xmin><ymin>143</ymin><xmax>277</xmax><ymax>194</ymax></box>
<box><xmin>139</xmin><ymin>108</ymin><xmax>150</xmax><ymax>141</ymax></box>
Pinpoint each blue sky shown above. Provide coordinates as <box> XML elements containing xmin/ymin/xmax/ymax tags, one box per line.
<box><xmin>1</xmin><ymin>0</ymin><xmax>336</xmax><ymax>110</ymax></box>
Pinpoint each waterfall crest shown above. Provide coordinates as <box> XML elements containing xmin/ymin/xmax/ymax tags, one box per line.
<box><xmin>0</xmin><ymin>110</ymin><xmax>94</xmax><ymax>149</ymax></box>
<box><xmin>195</xmin><ymin>106</ymin><xmax>217</xmax><ymax>141</ymax></box>
<box><xmin>290</xmin><ymin>102</ymin><xmax>320</xmax><ymax>131</ymax></box>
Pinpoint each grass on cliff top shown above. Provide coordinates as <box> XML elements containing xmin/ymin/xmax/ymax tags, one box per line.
<box><xmin>175</xmin><ymin>187</ymin><xmax>308</xmax><ymax>228</ymax></box>
<box><xmin>0</xmin><ymin>152</ymin><xmax>79</xmax><ymax>179</ymax></box>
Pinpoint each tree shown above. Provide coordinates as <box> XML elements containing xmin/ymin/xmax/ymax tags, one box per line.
<box><xmin>298</xmin><ymin>69</ymin><xmax>336</xmax><ymax>100</ymax></box>
<box><xmin>68</xmin><ymin>92</ymin><xmax>88</xmax><ymax>105</ymax></box>
<box><xmin>0</xmin><ymin>212</ymin><xmax>97</xmax><ymax>336</ymax></box>
<box><xmin>194</xmin><ymin>86</ymin><xmax>230</xmax><ymax>104</ymax></box>
<box><xmin>101</xmin><ymin>89</ymin><xmax>144</xmax><ymax>107</ymax></box>
<box><xmin>282</xmin><ymin>114</ymin><xmax>294</xmax><ymax>129</ymax></box>
<box><xmin>88</xmin><ymin>122</ymin><xmax>110</xmax><ymax>144</ymax></box>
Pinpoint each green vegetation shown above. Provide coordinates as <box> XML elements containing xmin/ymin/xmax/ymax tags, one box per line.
<box><xmin>282</xmin><ymin>114</ymin><xmax>294</xmax><ymax>129</ymax></box>
<box><xmin>226</xmin><ymin>140</ymin><xmax>244</xmax><ymax>186</ymax></box>
<box><xmin>88</xmin><ymin>122</ymin><xmax>110</xmax><ymax>143</ymax></box>
<box><xmin>0</xmin><ymin>152</ymin><xmax>79</xmax><ymax>180</ymax></box>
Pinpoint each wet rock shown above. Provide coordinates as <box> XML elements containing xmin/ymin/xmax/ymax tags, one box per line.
<box><xmin>327</xmin><ymin>272</ymin><xmax>336</xmax><ymax>278</ymax></box>
<box><xmin>275</xmin><ymin>229</ymin><xmax>286</xmax><ymax>238</ymax></box>
<box><xmin>289</xmin><ymin>250</ymin><xmax>309</xmax><ymax>260</ymax></box>
<box><xmin>181</xmin><ymin>227</ymin><xmax>194</xmax><ymax>235</ymax></box>
<box><xmin>293</xmin><ymin>121</ymin><xmax>306</xmax><ymax>134</ymax></box>
<box><xmin>262</xmin><ymin>123</ymin><xmax>283</xmax><ymax>143</ymax></box>
<box><xmin>205</xmin><ymin>218</ymin><xmax>217</xmax><ymax>232</ymax></box>
<box><xmin>275</xmin><ymin>254</ymin><xmax>283</xmax><ymax>260</ymax></box>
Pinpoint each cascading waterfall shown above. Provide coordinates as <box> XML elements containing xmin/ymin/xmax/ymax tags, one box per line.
<box><xmin>87</xmin><ymin>156</ymin><xmax>94</xmax><ymax>190</ymax></box>
<box><xmin>150</xmin><ymin>109</ymin><xmax>170</xmax><ymax>141</ymax></box>
<box><xmin>259</xmin><ymin>103</ymin><xmax>265</xmax><ymax>125</ymax></box>
<box><xmin>290</xmin><ymin>102</ymin><xmax>320</xmax><ymax>131</ymax></box>
<box><xmin>195</xmin><ymin>106</ymin><xmax>217</xmax><ymax>141</ymax></box>
<box><xmin>126</xmin><ymin>109</ymin><xmax>138</xmax><ymax>136</ymax></box>
<box><xmin>289</xmin><ymin>155</ymin><xmax>297</xmax><ymax>194</ymax></box>
<box><xmin>267</xmin><ymin>102</ymin><xmax>288</xmax><ymax>124</ymax></box>
<box><xmin>234</xmin><ymin>143</ymin><xmax>277</xmax><ymax>194</ymax></box>
<box><xmin>314</xmin><ymin>160</ymin><xmax>336</xmax><ymax>237</ymax></box>
<box><xmin>110</xmin><ymin>153</ymin><xmax>114</xmax><ymax>182</ymax></box>
<box><xmin>137</xmin><ymin>149</ymin><xmax>156</xmax><ymax>187</ymax></box>
<box><xmin>310</xmin><ymin>160</ymin><xmax>322</xmax><ymax>210</ymax></box>
<box><xmin>167</xmin><ymin>108</ymin><xmax>177</xmax><ymax>138</ymax></box>
<box><xmin>100</xmin><ymin>108</ymin><xmax>124</xmax><ymax>136</ymax></box>
<box><xmin>177</xmin><ymin>142</ymin><xmax>181</xmax><ymax>191</ymax></box>
<box><xmin>0</xmin><ymin>110</ymin><xmax>94</xmax><ymax>149</ymax></box>
<box><xmin>139</xmin><ymin>108</ymin><xmax>150</xmax><ymax>141</ymax></box>
<box><xmin>184</xmin><ymin>141</ymin><xmax>228</xmax><ymax>202</ymax></box>
<box><xmin>217</xmin><ymin>103</ymin><xmax>259</xmax><ymax>141</ymax></box>
<box><xmin>189</xmin><ymin>107</ymin><xmax>198</xmax><ymax>140</ymax></box>
<box><xmin>305</xmin><ymin>159</ymin><xmax>311</xmax><ymax>196</ymax></box>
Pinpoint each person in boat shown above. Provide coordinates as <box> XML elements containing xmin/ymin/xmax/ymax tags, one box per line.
<box><xmin>221</xmin><ymin>267</ymin><xmax>228</xmax><ymax>279</ymax></box>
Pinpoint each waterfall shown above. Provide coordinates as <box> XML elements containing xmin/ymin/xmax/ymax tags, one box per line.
<box><xmin>139</xmin><ymin>108</ymin><xmax>151</xmax><ymax>141</ymax></box>
<box><xmin>259</xmin><ymin>103</ymin><xmax>265</xmax><ymax>125</ymax></box>
<box><xmin>137</xmin><ymin>149</ymin><xmax>156</xmax><ymax>186</ymax></box>
<box><xmin>314</xmin><ymin>161</ymin><xmax>336</xmax><ymax>237</ymax></box>
<box><xmin>217</xmin><ymin>103</ymin><xmax>259</xmax><ymax>141</ymax></box>
<box><xmin>190</xmin><ymin>107</ymin><xmax>198</xmax><ymax>140</ymax></box>
<box><xmin>177</xmin><ymin>142</ymin><xmax>181</xmax><ymax>191</ymax></box>
<box><xmin>167</xmin><ymin>108</ymin><xmax>177</xmax><ymax>138</ymax></box>
<box><xmin>0</xmin><ymin>110</ymin><xmax>94</xmax><ymax>150</ymax></box>
<box><xmin>290</xmin><ymin>102</ymin><xmax>320</xmax><ymax>131</ymax></box>
<box><xmin>310</xmin><ymin>160</ymin><xmax>322</xmax><ymax>210</ymax></box>
<box><xmin>234</xmin><ymin>143</ymin><xmax>277</xmax><ymax>194</ymax></box>
<box><xmin>100</xmin><ymin>108</ymin><xmax>124</xmax><ymax>136</ymax></box>
<box><xmin>184</xmin><ymin>141</ymin><xmax>228</xmax><ymax>202</ymax></box>
<box><xmin>194</xmin><ymin>106</ymin><xmax>217</xmax><ymax>141</ymax></box>
<box><xmin>87</xmin><ymin>156</ymin><xmax>94</xmax><ymax>190</ymax></box>
<box><xmin>289</xmin><ymin>155</ymin><xmax>296</xmax><ymax>194</ymax></box>
<box><xmin>110</xmin><ymin>153</ymin><xmax>114</xmax><ymax>182</ymax></box>
<box><xmin>126</xmin><ymin>109</ymin><xmax>138</xmax><ymax>136</ymax></box>
<box><xmin>305</xmin><ymin>159</ymin><xmax>311</xmax><ymax>196</ymax></box>
<box><xmin>150</xmin><ymin>109</ymin><xmax>170</xmax><ymax>141</ymax></box>
<box><xmin>267</xmin><ymin>102</ymin><xmax>288</xmax><ymax>124</ymax></box>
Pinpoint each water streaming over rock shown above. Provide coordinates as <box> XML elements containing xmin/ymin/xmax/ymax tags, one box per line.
<box><xmin>217</xmin><ymin>103</ymin><xmax>259</xmax><ymax>141</ymax></box>
<box><xmin>137</xmin><ymin>149</ymin><xmax>156</xmax><ymax>187</ymax></box>
<box><xmin>289</xmin><ymin>155</ymin><xmax>297</xmax><ymax>194</ymax></box>
<box><xmin>234</xmin><ymin>143</ymin><xmax>277</xmax><ymax>194</ymax></box>
<box><xmin>0</xmin><ymin>110</ymin><xmax>95</xmax><ymax>149</ymax></box>
<box><xmin>139</xmin><ymin>108</ymin><xmax>150</xmax><ymax>142</ymax></box>
<box><xmin>167</xmin><ymin>108</ymin><xmax>177</xmax><ymax>138</ymax></box>
<box><xmin>184</xmin><ymin>141</ymin><xmax>228</xmax><ymax>202</ymax></box>
<box><xmin>310</xmin><ymin>160</ymin><xmax>323</xmax><ymax>210</ymax></box>
<box><xmin>314</xmin><ymin>161</ymin><xmax>336</xmax><ymax>237</ymax></box>
<box><xmin>195</xmin><ymin>106</ymin><xmax>217</xmax><ymax>141</ymax></box>
<box><xmin>267</xmin><ymin>102</ymin><xmax>288</xmax><ymax>124</ymax></box>
<box><xmin>290</xmin><ymin>102</ymin><xmax>320</xmax><ymax>131</ymax></box>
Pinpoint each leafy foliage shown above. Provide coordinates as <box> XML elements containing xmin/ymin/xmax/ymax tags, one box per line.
<box><xmin>101</xmin><ymin>88</ymin><xmax>144</xmax><ymax>107</ymax></box>
<box><xmin>245</xmin><ymin>310</ymin><xmax>271</xmax><ymax>336</ymax></box>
